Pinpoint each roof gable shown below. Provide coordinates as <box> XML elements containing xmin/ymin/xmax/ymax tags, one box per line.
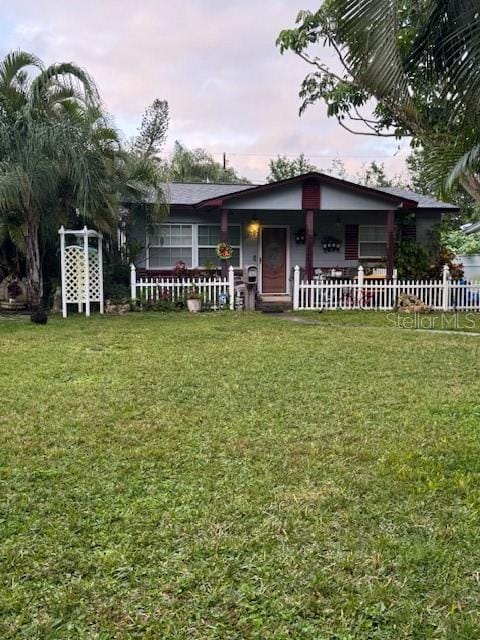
<box><xmin>133</xmin><ymin>173</ymin><xmax>458</xmax><ymax>211</ymax></box>
<box><xmin>195</xmin><ymin>172</ymin><xmax>418</xmax><ymax>210</ymax></box>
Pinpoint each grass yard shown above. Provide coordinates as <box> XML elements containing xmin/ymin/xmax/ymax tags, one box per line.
<box><xmin>1</xmin><ymin>312</ymin><xmax>480</xmax><ymax>639</ymax></box>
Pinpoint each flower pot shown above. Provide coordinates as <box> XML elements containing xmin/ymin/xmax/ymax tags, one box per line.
<box><xmin>187</xmin><ymin>298</ymin><xmax>201</xmax><ymax>313</ymax></box>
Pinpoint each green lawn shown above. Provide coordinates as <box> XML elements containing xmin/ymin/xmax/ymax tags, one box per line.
<box><xmin>1</xmin><ymin>312</ymin><xmax>480</xmax><ymax>639</ymax></box>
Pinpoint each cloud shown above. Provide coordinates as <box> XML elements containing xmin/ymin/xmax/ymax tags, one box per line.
<box><xmin>2</xmin><ymin>0</ymin><xmax>410</xmax><ymax>181</ymax></box>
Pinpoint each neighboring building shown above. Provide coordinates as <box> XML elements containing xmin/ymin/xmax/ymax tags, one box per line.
<box><xmin>131</xmin><ymin>172</ymin><xmax>458</xmax><ymax>299</ymax></box>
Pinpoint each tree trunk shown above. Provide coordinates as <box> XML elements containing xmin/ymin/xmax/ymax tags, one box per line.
<box><xmin>25</xmin><ymin>217</ymin><xmax>42</xmax><ymax>309</ymax></box>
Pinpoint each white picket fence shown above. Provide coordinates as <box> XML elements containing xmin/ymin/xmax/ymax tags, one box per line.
<box><xmin>293</xmin><ymin>265</ymin><xmax>480</xmax><ymax>312</ymax></box>
<box><xmin>130</xmin><ymin>264</ymin><xmax>235</xmax><ymax>310</ymax></box>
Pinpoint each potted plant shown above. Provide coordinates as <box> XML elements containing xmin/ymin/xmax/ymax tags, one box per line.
<box><xmin>186</xmin><ymin>288</ymin><xmax>202</xmax><ymax>313</ymax></box>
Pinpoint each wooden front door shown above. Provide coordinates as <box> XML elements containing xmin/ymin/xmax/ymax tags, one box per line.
<box><xmin>261</xmin><ymin>227</ymin><xmax>287</xmax><ymax>293</ymax></box>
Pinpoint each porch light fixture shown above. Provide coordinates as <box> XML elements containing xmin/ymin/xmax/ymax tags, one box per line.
<box><xmin>247</xmin><ymin>216</ymin><xmax>260</xmax><ymax>238</ymax></box>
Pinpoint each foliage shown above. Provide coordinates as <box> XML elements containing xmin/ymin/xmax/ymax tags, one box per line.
<box><xmin>429</xmin><ymin>247</ymin><xmax>464</xmax><ymax>280</ymax></box>
<box><xmin>132</xmin><ymin>290</ymin><xmax>185</xmax><ymax>311</ymax></box>
<box><xmin>1</xmin><ymin>312</ymin><xmax>480</xmax><ymax>637</ymax></box>
<box><xmin>394</xmin><ymin>239</ymin><xmax>432</xmax><ymax>280</ymax></box>
<box><xmin>357</xmin><ymin>160</ymin><xmax>391</xmax><ymax>188</ymax></box>
<box><xmin>267</xmin><ymin>153</ymin><xmax>317</xmax><ymax>182</ymax></box>
<box><xmin>186</xmin><ymin>287</ymin><xmax>202</xmax><ymax>300</ymax></box>
<box><xmin>165</xmin><ymin>141</ymin><xmax>249</xmax><ymax>184</ymax></box>
<box><xmin>407</xmin><ymin>148</ymin><xmax>478</xmax><ymax>228</ymax></box>
<box><xmin>105</xmin><ymin>283</ymin><xmax>130</xmax><ymax>305</ymax></box>
<box><xmin>132</xmin><ymin>99</ymin><xmax>169</xmax><ymax>159</ymax></box>
<box><xmin>0</xmin><ymin>51</ymin><xmax>166</xmax><ymax>308</ymax></box>
<box><xmin>394</xmin><ymin>237</ymin><xmax>465</xmax><ymax>280</ymax></box>
<box><xmin>276</xmin><ymin>2</ymin><xmax>480</xmax><ymax>203</ymax></box>
<box><xmin>442</xmin><ymin>229</ymin><xmax>480</xmax><ymax>256</ymax></box>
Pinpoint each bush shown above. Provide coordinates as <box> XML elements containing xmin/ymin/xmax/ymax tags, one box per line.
<box><xmin>132</xmin><ymin>291</ymin><xmax>186</xmax><ymax>312</ymax></box>
<box><xmin>106</xmin><ymin>283</ymin><xmax>131</xmax><ymax>304</ymax></box>
<box><xmin>394</xmin><ymin>240</ymin><xmax>432</xmax><ymax>280</ymax></box>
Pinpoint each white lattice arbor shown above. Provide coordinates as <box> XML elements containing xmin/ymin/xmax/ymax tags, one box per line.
<box><xmin>59</xmin><ymin>226</ymin><xmax>104</xmax><ymax>318</ymax></box>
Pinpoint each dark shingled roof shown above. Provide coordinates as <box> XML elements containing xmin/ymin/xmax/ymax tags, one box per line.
<box><xmin>377</xmin><ymin>187</ymin><xmax>458</xmax><ymax>210</ymax></box>
<box><xmin>141</xmin><ymin>180</ymin><xmax>457</xmax><ymax>210</ymax></box>
<box><xmin>166</xmin><ymin>182</ymin><xmax>252</xmax><ymax>205</ymax></box>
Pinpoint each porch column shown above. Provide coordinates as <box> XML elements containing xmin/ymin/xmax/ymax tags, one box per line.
<box><xmin>305</xmin><ymin>209</ymin><xmax>314</xmax><ymax>281</ymax></box>
<box><xmin>301</xmin><ymin>178</ymin><xmax>320</xmax><ymax>282</ymax></box>
<box><xmin>386</xmin><ymin>209</ymin><xmax>395</xmax><ymax>280</ymax></box>
<box><xmin>220</xmin><ymin>208</ymin><xmax>229</xmax><ymax>278</ymax></box>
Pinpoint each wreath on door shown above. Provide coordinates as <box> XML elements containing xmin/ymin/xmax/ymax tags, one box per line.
<box><xmin>216</xmin><ymin>242</ymin><xmax>233</xmax><ymax>260</ymax></box>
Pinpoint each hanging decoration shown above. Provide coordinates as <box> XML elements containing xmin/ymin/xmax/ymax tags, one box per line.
<box><xmin>216</xmin><ymin>242</ymin><xmax>233</xmax><ymax>260</ymax></box>
<box><xmin>295</xmin><ymin>228</ymin><xmax>318</xmax><ymax>245</ymax></box>
<box><xmin>322</xmin><ymin>236</ymin><xmax>342</xmax><ymax>252</ymax></box>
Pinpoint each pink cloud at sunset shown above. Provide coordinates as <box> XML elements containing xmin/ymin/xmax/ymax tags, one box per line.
<box><xmin>1</xmin><ymin>0</ymin><xmax>411</xmax><ymax>182</ymax></box>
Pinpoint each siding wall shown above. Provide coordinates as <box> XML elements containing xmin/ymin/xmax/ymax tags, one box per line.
<box><xmin>132</xmin><ymin>208</ymin><xmax>441</xmax><ymax>273</ymax></box>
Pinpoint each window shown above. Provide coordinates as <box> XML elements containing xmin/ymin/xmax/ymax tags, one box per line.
<box><xmin>197</xmin><ymin>225</ymin><xmax>241</xmax><ymax>268</ymax></box>
<box><xmin>147</xmin><ymin>224</ymin><xmax>193</xmax><ymax>268</ymax></box>
<box><xmin>146</xmin><ymin>224</ymin><xmax>242</xmax><ymax>269</ymax></box>
<box><xmin>358</xmin><ymin>225</ymin><xmax>387</xmax><ymax>259</ymax></box>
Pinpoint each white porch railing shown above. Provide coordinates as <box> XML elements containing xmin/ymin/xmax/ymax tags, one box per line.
<box><xmin>130</xmin><ymin>264</ymin><xmax>235</xmax><ymax>310</ymax></box>
<box><xmin>293</xmin><ymin>264</ymin><xmax>480</xmax><ymax>312</ymax></box>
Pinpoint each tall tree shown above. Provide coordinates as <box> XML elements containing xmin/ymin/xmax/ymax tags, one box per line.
<box><xmin>277</xmin><ymin>1</ymin><xmax>480</xmax><ymax>203</ymax></box>
<box><xmin>266</xmin><ymin>153</ymin><xmax>317</xmax><ymax>182</ymax></box>
<box><xmin>132</xmin><ymin>99</ymin><xmax>169</xmax><ymax>159</ymax></box>
<box><xmin>0</xmin><ymin>51</ymin><xmax>165</xmax><ymax>307</ymax></box>
<box><xmin>166</xmin><ymin>141</ymin><xmax>249</xmax><ymax>184</ymax></box>
<box><xmin>0</xmin><ymin>52</ymin><xmax>105</xmax><ymax>307</ymax></box>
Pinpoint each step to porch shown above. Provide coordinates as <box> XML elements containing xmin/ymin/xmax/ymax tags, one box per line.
<box><xmin>256</xmin><ymin>295</ymin><xmax>292</xmax><ymax>313</ymax></box>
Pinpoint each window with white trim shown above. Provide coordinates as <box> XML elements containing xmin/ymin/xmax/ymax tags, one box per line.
<box><xmin>147</xmin><ymin>224</ymin><xmax>193</xmax><ymax>268</ymax></box>
<box><xmin>146</xmin><ymin>224</ymin><xmax>242</xmax><ymax>269</ymax></box>
<box><xmin>198</xmin><ymin>225</ymin><xmax>241</xmax><ymax>268</ymax></box>
<box><xmin>358</xmin><ymin>225</ymin><xmax>387</xmax><ymax>259</ymax></box>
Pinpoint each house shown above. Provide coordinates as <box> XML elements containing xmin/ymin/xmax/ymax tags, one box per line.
<box><xmin>131</xmin><ymin>172</ymin><xmax>458</xmax><ymax>302</ymax></box>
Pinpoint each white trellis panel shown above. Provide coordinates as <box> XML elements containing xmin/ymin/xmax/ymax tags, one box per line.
<box><xmin>59</xmin><ymin>226</ymin><xmax>104</xmax><ymax>317</ymax></box>
<box><xmin>64</xmin><ymin>246</ymin><xmax>101</xmax><ymax>303</ymax></box>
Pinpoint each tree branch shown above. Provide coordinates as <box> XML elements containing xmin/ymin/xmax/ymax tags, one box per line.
<box><xmin>337</xmin><ymin>118</ymin><xmax>398</xmax><ymax>137</ymax></box>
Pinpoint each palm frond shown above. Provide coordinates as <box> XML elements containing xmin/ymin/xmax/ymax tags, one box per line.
<box><xmin>29</xmin><ymin>62</ymin><xmax>100</xmax><ymax>111</ymax></box>
<box><xmin>332</xmin><ymin>0</ymin><xmax>417</xmax><ymax>121</ymax></box>
<box><xmin>447</xmin><ymin>144</ymin><xmax>480</xmax><ymax>188</ymax></box>
<box><xmin>0</xmin><ymin>50</ymin><xmax>42</xmax><ymax>92</ymax></box>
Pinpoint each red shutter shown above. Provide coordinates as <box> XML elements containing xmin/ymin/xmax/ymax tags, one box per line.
<box><xmin>401</xmin><ymin>224</ymin><xmax>416</xmax><ymax>241</ymax></box>
<box><xmin>302</xmin><ymin>179</ymin><xmax>320</xmax><ymax>209</ymax></box>
<box><xmin>345</xmin><ymin>224</ymin><xmax>359</xmax><ymax>260</ymax></box>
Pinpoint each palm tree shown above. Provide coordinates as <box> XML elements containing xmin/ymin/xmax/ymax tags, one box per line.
<box><xmin>0</xmin><ymin>51</ymin><xmax>166</xmax><ymax>308</ymax></box>
<box><xmin>0</xmin><ymin>51</ymin><xmax>105</xmax><ymax>307</ymax></box>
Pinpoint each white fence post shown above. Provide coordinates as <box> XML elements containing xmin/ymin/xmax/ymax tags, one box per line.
<box><xmin>357</xmin><ymin>265</ymin><xmax>364</xmax><ymax>308</ymax></box>
<box><xmin>130</xmin><ymin>263</ymin><xmax>137</xmax><ymax>302</ymax></box>
<box><xmin>83</xmin><ymin>226</ymin><xmax>90</xmax><ymax>317</ymax></box>
<box><xmin>228</xmin><ymin>265</ymin><xmax>235</xmax><ymax>310</ymax></box>
<box><xmin>59</xmin><ymin>226</ymin><xmax>67</xmax><ymax>318</ymax></box>
<box><xmin>293</xmin><ymin>265</ymin><xmax>300</xmax><ymax>310</ymax></box>
<box><xmin>442</xmin><ymin>264</ymin><xmax>450</xmax><ymax>311</ymax></box>
<box><xmin>357</xmin><ymin>264</ymin><xmax>364</xmax><ymax>289</ymax></box>
<box><xmin>98</xmin><ymin>233</ymin><xmax>104</xmax><ymax>315</ymax></box>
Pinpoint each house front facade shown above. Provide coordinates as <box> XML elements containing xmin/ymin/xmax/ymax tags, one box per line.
<box><xmin>132</xmin><ymin>172</ymin><xmax>457</xmax><ymax>299</ymax></box>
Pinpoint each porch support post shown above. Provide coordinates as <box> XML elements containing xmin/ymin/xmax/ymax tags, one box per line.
<box><xmin>386</xmin><ymin>209</ymin><xmax>395</xmax><ymax>281</ymax></box>
<box><xmin>305</xmin><ymin>209</ymin><xmax>314</xmax><ymax>281</ymax></box>
<box><xmin>220</xmin><ymin>208</ymin><xmax>229</xmax><ymax>278</ymax></box>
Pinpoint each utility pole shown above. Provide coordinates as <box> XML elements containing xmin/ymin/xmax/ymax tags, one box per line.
<box><xmin>223</xmin><ymin>152</ymin><xmax>226</xmax><ymax>170</ymax></box>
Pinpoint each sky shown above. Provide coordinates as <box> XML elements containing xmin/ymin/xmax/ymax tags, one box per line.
<box><xmin>1</xmin><ymin>0</ymin><xmax>411</xmax><ymax>183</ymax></box>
